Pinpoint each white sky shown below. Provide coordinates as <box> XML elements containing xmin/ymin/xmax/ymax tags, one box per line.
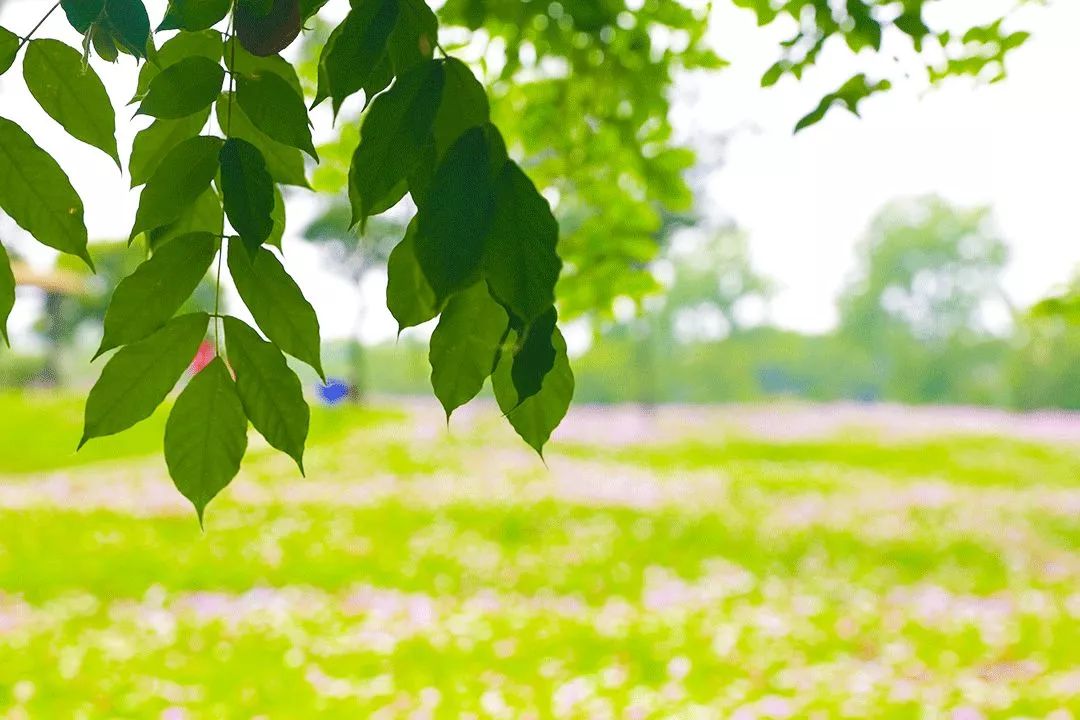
<box><xmin>1</xmin><ymin>0</ymin><xmax>1077</xmax><ymax>341</ymax></box>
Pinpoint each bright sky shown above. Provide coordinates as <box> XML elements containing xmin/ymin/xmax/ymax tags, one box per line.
<box><xmin>689</xmin><ymin>0</ymin><xmax>1080</xmax><ymax>332</ymax></box>
<box><xmin>1</xmin><ymin>0</ymin><xmax>1077</xmax><ymax>340</ymax></box>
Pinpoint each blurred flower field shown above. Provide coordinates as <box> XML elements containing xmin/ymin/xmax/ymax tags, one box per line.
<box><xmin>0</xmin><ymin>396</ymin><xmax>1078</xmax><ymax>719</ymax></box>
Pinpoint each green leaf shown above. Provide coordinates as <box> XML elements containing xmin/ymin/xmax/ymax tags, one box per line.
<box><xmin>164</xmin><ymin>356</ymin><xmax>248</xmax><ymax>524</ymax></box>
<box><xmin>131</xmin><ymin>135</ymin><xmax>223</xmax><ymax>240</ymax></box>
<box><xmin>148</xmin><ymin>188</ymin><xmax>223</xmax><ymax>251</ymax></box>
<box><xmin>23</xmin><ymin>40</ymin><xmax>119</xmax><ymax>166</ymax></box>
<box><xmin>61</xmin><ymin>0</ymin><xmax>105</xmax><ymax>34</ymax></box>
<box><xmin>0</xmin><ymin>242</ymin><xmax>14</xmax><ymax>346</ymax></box>
<box><xmin>349</xmin><ymin>59</ymin><xmax>443</xmax><ymax>229</ymax></box>
<box><xmin>91</xmin><ymin>23</ymin><xmax>121</xmax><ymax>62</ymax></box>
<box><xmin>103</xmin><ymin>0</ymin><xmax>152</xmax><ymax>59</ymax></box>
<box><xmin>0</xmin><ymin>26</ymin><xmax>18</xmax><ymax>77</ymax></box>
<box><xmin>387</xmin><ymin>0</ymin><xmax>437</xmax><ymax>74</ymax></box>
<box><xmin>432</xmin><ymin>58</ymin><xmax>489</xmax><ymax>158</ymax></box>
<box><xmin>220</xmin><ymin>138</ymin><xmax>275</xmax><ymax>255</ymax></box>
<box><xmin>81</xmin><ymin>312</ymin><xmax>209</xmax><ymax>447</ymax></box>
<box><xmin>217</xmin><ymin>93</ymin><xmax>309</xmax><ymax>187</ymax></box>
<box><xmin>483</xmin><ymin>162</ymin><xmax>561</xmax><ymax>324</ymax></box>
<box><xmin>493</xmin><ymin>325</ymin><xmax>574</xmax><ymax>457</ymax></box>
<box><xmin>510</xmin><ymin>307</ymin><xmax>557</xmax><ymax>405</ymax></box>
<box><xmin>235</xmin><ymin>0</ymin><xmax>302</xmax><ymax>57</ymax></box>
<box><xmin>138</xmin><ymin>56</ymin><xmax>225</xmax><ymax>119</ymax></box>
<box><xmin>406</xmin><ymin>59</ymin><xmax>490</xmax><ymax>209</ymax></box>
<box><xmin>134</xmin><ymin>30</ymin><xmax>223</xmax><ymax>102</ymax></box>
<box><xmin>227</xmin><ymin>241</ymin><xmax>325</xmax><ymax>379</ymax></box>
<box><xmin>97</xmin><ymin>232</ymin><xmax>218</xmax><ymax>356</ymax></box>
<box><xmin>236</xmin><ymin>71</ymin><xmax>317</xmax><ymax>158</ymax></box>
<box><xmin>0</xmin><ymin>116</ymin><xmax>92</xmax><ymax>268</ymax></box>
<box><xmin>414</xmin><ymin>124</ymin><xmax>506</xmax><ymax>302</ymax></box>
<box><xmin>158</xmin><ymin>0</ymin><xmax>231</xmax><ymax>31</ymax></box>
<box><xmin>129</xmin><ymin>109</ymin><xmax>211</xmax><ymax>188</ymax></box>
<box><xmin>224</xmin><ymin>39</ymin><xmax>303</xmax><ymax>96</ymax></box>
<box><xmin>795</xmin><ymin>73</ymin><xmax>891</xmax><ymax>133</ymax></box>
<box><xmin>314</xmin><ymin>0</ymin><xmax>400</xmax><ymax>115</ymax></box>
<box><xmin>267</xmin><ymin>185</ymin><xmax>286</xmax><ymax>249</ymax></box>
<box><xmin>429</xmin><ymin>282</ymin><xmax>509</xmax><ymax>419</ymax></box>
<box><xmin>386</xmin><ymin>221</ymin><xmax>439</xmax><ymax>332</ymax></box>
<box><xmin>223</xmin><ymin>316</ymin><xmax>309</xmax><ymax>472</ymax></box>
<box><xmin>301</xmin><ymin>0</ymin><xmax>330</xmax><ymax>20</ymax></box>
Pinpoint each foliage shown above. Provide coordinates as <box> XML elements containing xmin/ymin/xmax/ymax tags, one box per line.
<box><xmin>0</xmin><ymin>0</ymin><xmax>573</xmax><ymax>519</ymax></box>
<box><xmin>0</xmin><ymin>1</ymin><xmax>1041</xmax><ymax>520</ymax></box>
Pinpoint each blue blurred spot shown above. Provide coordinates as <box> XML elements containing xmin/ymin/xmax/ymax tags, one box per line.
<box><xmin>317</xmin><ymin>379</ymin><xmax>350</xmax><ymax>406</ymax></box>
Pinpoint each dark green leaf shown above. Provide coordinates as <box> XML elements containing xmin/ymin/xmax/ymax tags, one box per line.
<box><xmin>493</xmin><ymin>325</ymin><xmax>574</xmax><ymax>457</ymax></box>
<box><xmin>362</xmin><ymin>53</ymin><xmax>394</xmax><ymax>107</ymax></box>
<box><xmin>387</xmin><ymin>0</ymin><xmax>437</xmax><ymax>74</ymax></box>
<box><xmin>223</xmin><ymin>316</ymin><xmax>309</xmax><ymax>472</ymax></box>
<box><xmin>414</xmin><ymin>124</ymin><xmax>506</xmax><ymax>302</ymax></box>
<box><xmin>0</xmin><ymin>116</ymin><xmax>92</xmax><ymax>268</ymax></box>
<box><xmin>81</xmin><ymin>312</ymin><xmax>209</xmax><ymax>446</ymax></box>
<box><xmin>349</xmin><ymin>59</ymin><xmax>443</xmax><ymax>229</ymax></box>
<box><xmin>23</xmin><ymin>40</ymin><xmax>119</xmax><ymax>166</ymax></box>
<box><xmin>235</xmin><ymin>0</ymin><xmax>302</xmax><ymax>57</ymax></box>
<box><xmin>314</xmin><ymin>0</ymin><xmax>400</xmax><ymax>115</ymax></box>
<box><xmin>158</xmin><ymin>0</ymin><xmax>231</xmax><ymax>31</ymax></box>
<box><xmin>509</xmin><ymin>307</ymin><xmax>557</xmax><ymax>405</ymax></box>
<box><xmin>0</xmin><ymin>26</ymin><xmax>18</xmax><ymax>76</ymax></box>
<box><xmin>164</xmin><ymin>357</ymin><xmax>248</xmax><ymax>523</ymax></box>
<box><xmin>61</xmin><ymin>0</ymin><xmax>105</xmax><ymax>34</ymax></box>
<box><xmin>236</xmin><ymin>71</ymin><xmax>317</xmax><ymax>158</ymax></box>
<box><xmin>134</xmin><ymin>30</ymin><xmax>223</xmax><ymax>102</ymax></box>
<box><xmin>267</xmin><ymin>185</ymin><xmax>286</xmax><ymax>249</ymax></box>
<box><xmin>103</xmin><ymin>0</ymin><xmax>152</xmax><ymax>59</ymax></box>
<box><xmin>131</xmin><ymin>135</ymin><xmax>223</xmax><ymax>240</ymax></box>
<box><xmin>148</xmin><ymin>188</ymin><xmax>223</xmax><ymax>251</ymax></box>
<box><xmin>0</xmin><ymin>242</ymin><xmax>14</xmax><ymax>346</ymax></box>
<box><xmin>407</xmin><ymin>58</ymin><xmax>489</xmax><ymax>206</ymax></box>
<box><xmin>483</xmin><ymin>162</ymin><xmax>561</xmax><ymax>324</ymax></box>
<box><xmin>129</xmin><ymin>109</ymin><xmax>211</xmax><ymax>188</ymax></box>
<box><xmin>97</xmin><ymin>232</ymin><xmax>218</xmax><ymax>356</ymax></box>
<box><xmin>227</xmin><ymin>241</ymin><xmax>325</xmax><ymax>379</ymax></box>
<box><xmin>301</xmin><ymin>0</ymin><xmax>330</xmax><ymax>20</ymax></box>
<box><xmin>91</xmin><ymin>23</ymin><xmax>121</xmax><ymax>62</ymax></box>
<box><xmin>216</xmin><ymin>93</ymin><xmax>310</xmax><ymax>187</ymax></box>
<box><xmin>429</xmin><ymin>282</ymin><xmax>508</xmax><ymax>419</ymax></box>
<box><xmin>386</xmin><ymin>221</ymin><xmax>438</xmax><ymax>332</ymax></box>
<box><xmin>224</xmin><ymin>39</ymin><xmax>303</xmax><ymax>96</ymax></box>
<box><xmin>432</xmin><ymin>58</ymin><xmax>489</xmax><ymax>158</ymax></box>
<box><xmin>795</xmin><ymin>74</ymin><xmax>891</xmax><ymax>133</ymax></box>
<box><xmin>138</xmin><ymin>56</ymin><xmax>225</xmax><ymax>119</ymax></box>
<box><xmin>220</xmin><ymin>138</ymin><xmax>275</xmax><ymax>255</ymax></box>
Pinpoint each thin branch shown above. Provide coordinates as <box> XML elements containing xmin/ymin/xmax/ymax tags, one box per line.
<box><xmin>17</xmin><ymin>1</ymin><xmax>60</xmax><ymax>51</ymax></box>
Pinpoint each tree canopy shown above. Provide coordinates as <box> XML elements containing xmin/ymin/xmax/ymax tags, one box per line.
<box><xmin>0</xmin><ymin>0</ymin><xmax>1041</xmax><ymax>520</ymax></box>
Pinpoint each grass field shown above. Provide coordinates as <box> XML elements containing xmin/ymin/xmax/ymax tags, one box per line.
<box><xmin>0</xmin><ymin>395</ymin><xmax>1078</xmax><ymax>718</ymax></box>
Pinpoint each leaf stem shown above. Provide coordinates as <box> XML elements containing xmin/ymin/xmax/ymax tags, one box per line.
<box><xmin>213</xmin><ymin>15</ymin><xmax>239</xmax><ymax>358</ymax></box>
<box><xmin>214</xmin><ymin>238</ymin><xmax>225</xmax><ymax>354</ymax></box>
<box><xmin>17</xmin><ymin>1</ymin><xmax>61</xmax><ymax>52</ymax></box>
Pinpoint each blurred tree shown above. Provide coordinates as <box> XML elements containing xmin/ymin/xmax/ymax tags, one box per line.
<box><xmin>1010</xmin><ymin>280</ymin><xmax>1080</xmax><ymax>410</ymax></box>
<box><xmin>591</xmin><ymin>222</ymin><xmax>774</xmax><ymax>405</ymax></box>
<box><xmin>659</xmin><ymin>228</ymin><xmax>774</xmax><ymax>342</ymax></box>
<box><xmin>838</xmin><ymin>196</ymin><xmax>1011</xmax><ymax>403</ymax></box>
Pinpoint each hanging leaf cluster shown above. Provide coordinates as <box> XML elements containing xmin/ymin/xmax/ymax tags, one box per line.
<box><xmin>0</xmin><ymin>0</ymin><xmax>573</xmax><ymax>522</ymax></box>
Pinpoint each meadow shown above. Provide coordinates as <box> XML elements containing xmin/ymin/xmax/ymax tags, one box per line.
<box><xmin>0</xmin><ymin>394</ymin><xmax>1077</xmax><ymax>719</ymax></box>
